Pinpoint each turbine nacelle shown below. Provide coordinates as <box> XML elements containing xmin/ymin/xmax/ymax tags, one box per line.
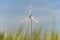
<box><xmin>28</xmin><ymin>15</ymin><xmax>32</xmax><ymax>18</ymax></box>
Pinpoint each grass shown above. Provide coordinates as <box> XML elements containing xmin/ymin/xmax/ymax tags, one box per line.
<box><xmin>0</xmin><ymin>26</ymin><xmax>59</xmax><ymax>40</ymax></box>
<box><xmin>0</xmin><ymin>17</ymin><xmax>59</xmax><ymax>40</ymax></box>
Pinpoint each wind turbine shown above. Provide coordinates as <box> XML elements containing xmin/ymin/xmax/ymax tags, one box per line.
<box><xmin>20</xmin><ymin>3</ymin><xmax>39</xmax><ymax>40</ymax></box>
<box><xmin>20</xmin><ymin>4</ymin><xmax>39</xmax><ymax>23</ymax></box>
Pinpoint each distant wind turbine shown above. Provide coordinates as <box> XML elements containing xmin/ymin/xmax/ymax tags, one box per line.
<box><xmin>20</xmin><ymin>3</ymin><xmax>39</xmax><ymax>40</ymax></box>
<box><xmin>20</xmin><ymin>4</ymin><xmax>39</xmax><ymax>23</ymax></box>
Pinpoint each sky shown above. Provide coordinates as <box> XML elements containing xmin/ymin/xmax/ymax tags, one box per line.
<box><xmin>0</xmin><ymin>0</ymin><xmax>60</xmax><ymax>33</ymax></box>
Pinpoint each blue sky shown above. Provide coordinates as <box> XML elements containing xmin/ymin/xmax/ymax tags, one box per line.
<box><xmin>0</xmin><ymin>0</ymin><xmax>60</xmax><ymax>33</ymax></box>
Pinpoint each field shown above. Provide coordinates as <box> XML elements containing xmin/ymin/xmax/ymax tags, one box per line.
<box><xmin>0</xmin><ymin>18</ymin><xmax>60</xmax><ymax>40</ymax></box>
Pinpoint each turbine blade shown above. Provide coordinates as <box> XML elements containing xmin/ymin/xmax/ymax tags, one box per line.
<box><xmin>29</xmin><ymin>4</ymin><xmax>32</xmax><ymax>16</ymax></box>
<box><xmin>31</xmin><ymin>16</ymin><xmax>39</xmax><ymax>23</ymax></box>
<box><xmin>20</xmin><ymin>17</ymin><xmax>28</xmax><ymax>23</ymax></box>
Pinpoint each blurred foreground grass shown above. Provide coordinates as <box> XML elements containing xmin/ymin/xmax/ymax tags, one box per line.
<box><xmin>0</xmin><ymin>17</ymin><xmax>60</xmax><ymax>40</ymax></box>
<box><xmin>0</xmin><ymin>25</ymin><xmax>59</xmax><ymax>40</ymax></box>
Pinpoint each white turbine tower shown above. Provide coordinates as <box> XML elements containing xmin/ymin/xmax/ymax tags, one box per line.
<box><xmin>20</xmin><ymin>3</ymin><xmax>39</xmax><ymax>40</ymax></box>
